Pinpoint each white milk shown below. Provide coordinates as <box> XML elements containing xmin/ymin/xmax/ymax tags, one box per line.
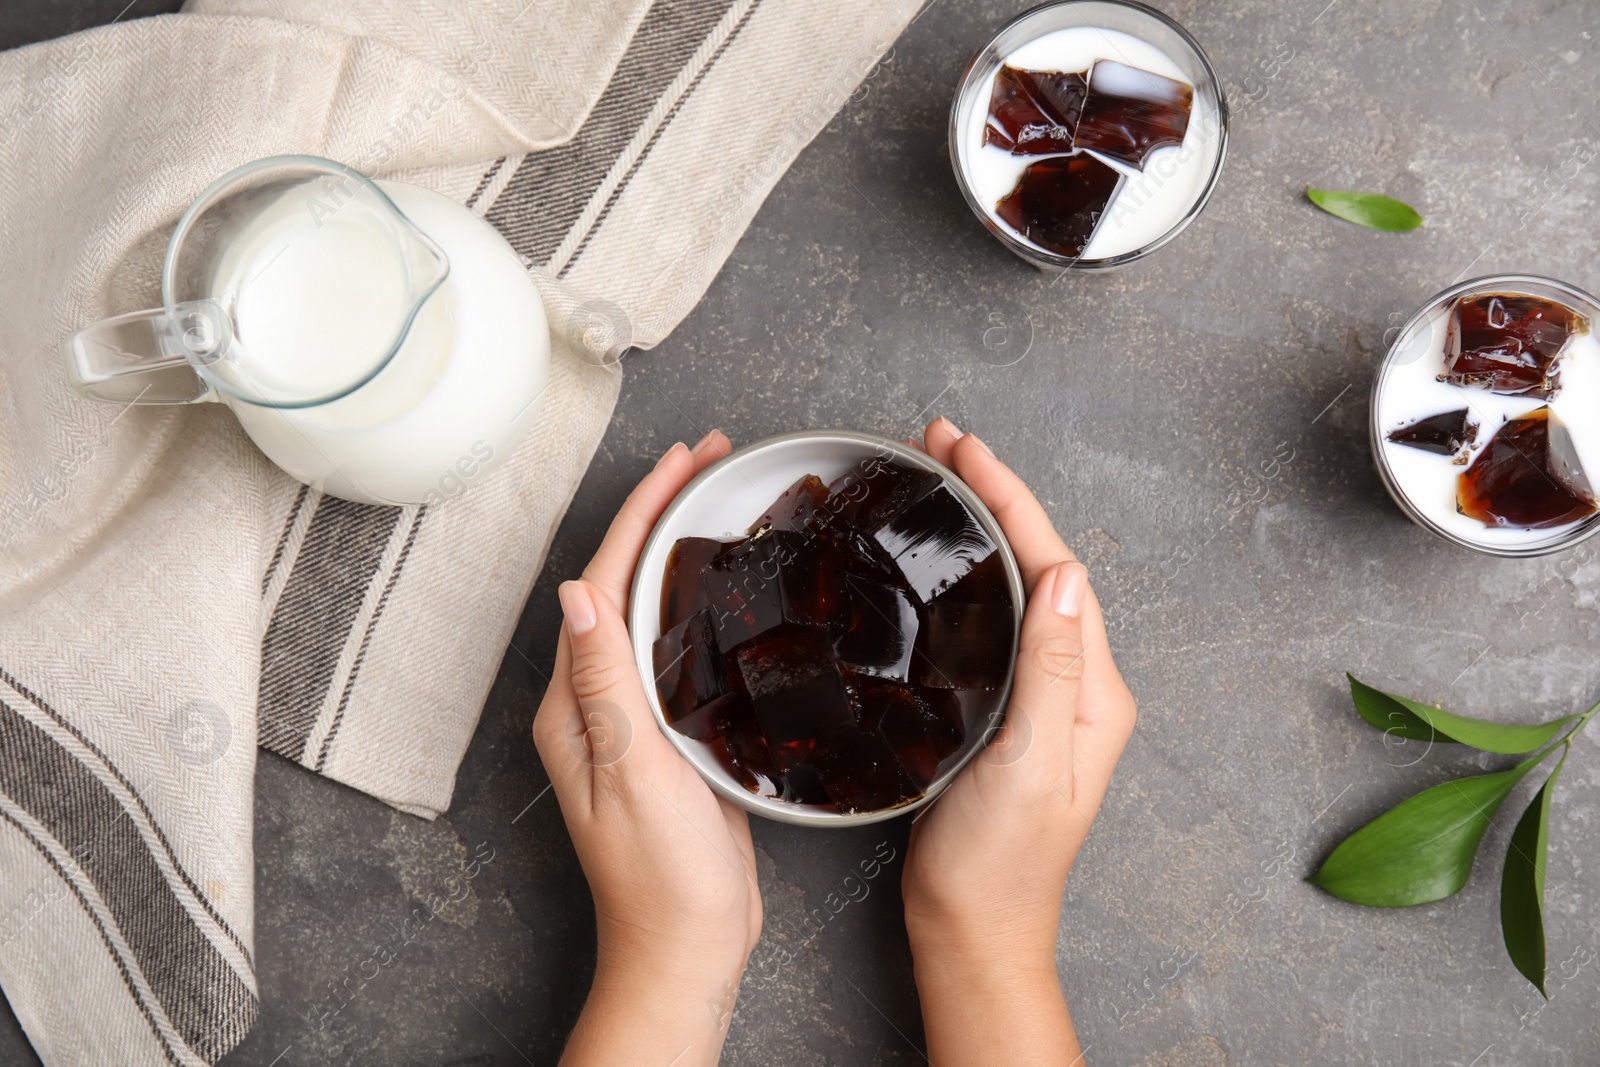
<box><xmin>962</xmin><ymin>26</ymin><xmax>1223</xmax><ymax>260</ymax></box>
<box><xmin>222</xmin><ymin>181</ymin><xmax>549</xmax><ymax>505</ymax></box>
<box><xmin>1376</xmin><ymin>302</ymin><xmax>1600</xmax><ymax>549</ymax></box>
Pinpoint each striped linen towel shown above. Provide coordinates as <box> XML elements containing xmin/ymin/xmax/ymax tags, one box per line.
<box><xmin>0</xmin><ymin>0</ymin><xmax>920</xmax><ymax>1062</ymax></box>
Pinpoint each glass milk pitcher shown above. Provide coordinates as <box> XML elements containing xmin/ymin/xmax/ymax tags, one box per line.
<box><xmin>64</xmin><ymin>156</ymin><xmax>550</xmax><ymax>506</ymax></box>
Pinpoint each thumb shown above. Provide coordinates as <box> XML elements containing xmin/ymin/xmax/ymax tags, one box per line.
<box><xmin>557</xmin><ymin>579</ymin><xmax>653</xmax><ymax>772</ymax></box>
<box><xmin>995</xmin><ymin>562</ymin><xmax>1089</xmax><ymax>772</ymax></box>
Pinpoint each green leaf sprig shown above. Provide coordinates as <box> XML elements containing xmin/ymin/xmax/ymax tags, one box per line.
<box><xmin>1306</xmin><ymin>188</ymin><xmax>1423</xmax><ymax>231</ymax></box>
<box><xmin>1310</xmin><ymin>675</ymin><xmax>1599</xmax><ymax>996</ymax></box>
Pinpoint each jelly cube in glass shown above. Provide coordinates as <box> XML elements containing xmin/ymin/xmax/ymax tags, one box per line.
<box><xmin>1386</xmin><ymin>409</ymin><xmax>1475</xmax><ymax>455</ymax></box>
<box><xmin>1444</xmin><ymin>293</ymin><xmax>1589</xmax><ymax>400</ymax></box>
<box><xmin>984</xmin><ymin>65</ymin><xmax>1087</xmax><ymax>156</ymax></box>
<box><xmin>1073</xmin><ymin>59</ymin><xmax>1193</xmax><ymax>169</ymax></box>
<box><xmin>994</xmin><ymin>154</ymin><xmax>1122</xmax><ymax>260</ymax></box>
<box><xmin>1457</xmin><ymin>407</ymin><xmax>1597</xmax><ymax>529</ymax></box>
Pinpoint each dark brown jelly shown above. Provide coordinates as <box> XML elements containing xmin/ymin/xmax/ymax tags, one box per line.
<box><xmin>652</xmin><ymin>461</ymin><xmax>1018</xmax><ymax>813</ymax></box>
<box><xmin>701</xmin><ymin>530</ymin><xmax>837</xmax><ymax>648</ymax></box>
<box><xmin>660</xmin><ymin>536</ymin><xmax>736</xmax><ymax>632</ymax></box>
<box><xmin>1457</xmin><ymin>408</ymin><xmax>1597</xmax><ymax>529</ymax></box>
<box><xmin>652</xmin><ymin>609</ymin><xmax>733</xmax><ymax>725</ymax></box>
<box><xmin>1386</xmin><ymin>408</ymin><xmax>1475</xmax><ymax>455</ymax></box>
<box><xmin>816</xmin><ymin>720</ymin><xmax>910</xmax><ymax>813</ymax></box>
<box><xmin>848</xmin><ymin>672</ymin><xmax>947</xmax><ymax>791</ymax></box>
<box><xmin>984</xmin><ymin>65</ymin><xmax>1088</xmax><ymax>156</ymax></box>
<box><xmin>994</xmin><ymin>154</ymin><xmax>1122</xmax><ymax>259</ymax></box>
<box><xmin>828</xmin><ymin>458</ymin><xmax>942</xmax><ymax>532</ymax></box>
<box><xmin>1074</xmin><ymin>60</ymin><xmax>1194</xmax><ymax>169</ymax></box>
<box><xmin>834</xmin><ymin>576</ymin><xmax>919</xmax><ymax>682</ymax></box>
<box><xmin>716</xmin><ymin>695</ymin><xmax>784</xmax><ymax>798</ymax></box>
<box><xmin>1443</xmin><ymin>293</ymin><xmax>1589</xmax><ymax>399</ymax></box>
<box><xmin>749</xmin><ymin>473</ymin><xmax>831</xmax><ymax>535</ymax></box>
<box><xmin>737</xmin><ymin>628</ymin><xmax>851</xmax><ymax>749</ymax></box>
<box><xmin>915</xmin><ymin>594</ymin><xmax>1017</xmax><ymax>690</ymax></box>
<box><xmin>872</xmin><ymin>482</ymin><xmax>999</xmax><ymax>602</ymax></box>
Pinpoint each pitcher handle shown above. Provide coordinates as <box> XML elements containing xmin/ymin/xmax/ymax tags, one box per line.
<box><xmin>63</xmin><ymin>299</ymin><xmax>232</xmax><ymax>405</ymax></box>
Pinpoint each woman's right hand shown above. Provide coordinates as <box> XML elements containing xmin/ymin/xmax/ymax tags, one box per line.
<box><xmin>901</xmin><ymin>417</ymin><xmax>1137</xmax><ymax>1063</ymax></box>
<box><xmin>533</xmin><ymin>431</ymin><xmax>761</xmax><ymax>1067</ymax></box>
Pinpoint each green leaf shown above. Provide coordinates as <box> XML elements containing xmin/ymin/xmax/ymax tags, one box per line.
<box><xmin>1309</xmin><ymin>756</ymin><xmax>1543</xmax><ymax>907</ymax></box>
<box><xmin>1306</xmin><ymin>188</ymin><xmax>1422</xmax><ymax>231</ymax></box>
<box><xmin>1501</xmin><ymin>748</ymin><xmax>1567</xmax><ymax>997</ymax></box>
<box><xmin>1347</xmin><ymin>675</ymin><xmax>1575</xmax><ymax>754</ymax></box>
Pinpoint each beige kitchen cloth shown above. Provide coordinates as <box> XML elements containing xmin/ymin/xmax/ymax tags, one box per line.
<box><xmin>0</xmin><ymin>0</ymin><xmax>922</xmax><ymax>1063</ymax></box>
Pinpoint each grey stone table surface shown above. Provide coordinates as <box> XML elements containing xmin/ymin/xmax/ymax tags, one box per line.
<box><xmin>5</xmin><ymin>0</ymin><xmax>1600</xmax><ymax>1064</ymax></box>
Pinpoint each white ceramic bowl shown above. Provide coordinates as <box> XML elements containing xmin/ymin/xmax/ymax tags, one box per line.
<box><xmin>628</xmin><ymin>430</ymin><xmax>1025</xmax><ymax>826</ymax></box>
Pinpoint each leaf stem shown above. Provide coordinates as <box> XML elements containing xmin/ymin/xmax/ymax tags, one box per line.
<box><xmin>1529</xmin><ymin>699</ymin><xmax>1598</xmax><ymax>766</ymax></box>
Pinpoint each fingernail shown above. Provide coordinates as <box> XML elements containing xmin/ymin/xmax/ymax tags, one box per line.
<box><xmin>691</xmin><ymin>429</ymin><xmax>723</xmax><ymax>456</ymax></box>
<box><xmin>1053</xmin><ymin>563</ymin><xmax>1087</xmax><ymax>618</ymax></box>
<box><xmin>559</xmin><ymin>581</ymin><xmax>597</xmax><ymax>634</ymax></box>
<box><xmin>935</xmin><ymin>416</ymin><xmax>963</xmax><ymax>438</ymax></box>
<box><xmin>655</xmin><ymin>442</ymin><xmax>688</xmax><ymax>468</ymax></box>
<box><xmin>969</xmin><ymin>434</ymin><xmax>995</xmax><ymax>458</ymax></box>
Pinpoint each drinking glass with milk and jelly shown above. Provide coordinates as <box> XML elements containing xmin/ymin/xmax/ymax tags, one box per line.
<box><xmin>64</xmin><ymin>156</ymin><xmax>550</xmax><ymax>506</ymax></box>
<box><xmin>950</xmin><ymin>0</ymin><xmax>1228</xmax><ymax>271</ymax></box>
<box><xmin>1371</xmin><ymin>275</ymin><xmax>1600</xmax><ymax>557</ymax></box>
